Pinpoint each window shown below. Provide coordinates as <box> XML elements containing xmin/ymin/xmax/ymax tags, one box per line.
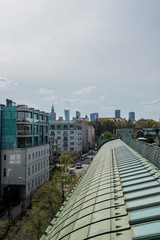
<box><xmin>70</xmin><ymin>136</ymin><xmax>74</xmax><ymax>140</ymax></box>
<box><xmin>35</xmin><ymin>164</ymin><xmax>37</xmax><ymax>173</ymax></box>
<box><xmin>38</xmin><ymin>163</ymin><xmax>40</xmax><ymax>171</ymax></box>
<box><xmin>32</xmin><ymin>180</ymin><xmax>34</xmax><ymax>188</ymax></box>
<box><xmin>4</xmin><ymin>154</ymin><xmax>6</xmax><ymax>160</ymax></box>
<box><xmin>4</xmin><ymin>168</ymin><xmax>6</xmax><ymax>177</ymax></box>
<box><xmin>57</xmin><ymin>125</ymin><xmax>61</xmax><ymax>130</ymax></box>
<box><xmin>32</xmin><ymin>166</ymin><xmax>34</xmax><ymax>174</ymax></box>
<box><xmin>64</xmin><ymin>125</ymin><xmax>68</xmax><ymax>129</ymax></box>
<box><xmin>57</xmin><ymin>131</ymin><xmax>61</xmax><ymax>134</ymax></box>
<box><xmin>35</xmin><ymin>178</ymin><xmax>37</xmax><ymax>187</ymax></box>
<box><xmin>28</xmin><ymin>167</ymin><xmax>30</xmax><ymax>176</ymax></box>
<box><xmin>32</xmin><ymin>153</ymin><xmax>34</xmax><ymax>159</ymax></box>
<box><xmin>28</xmin><ymin>183</ymin><xmax>30</xmax><ymax>191</ymax></box>
<box><xmin>36</xmin><ymin>152</ymin><xmax>37</xmax><ymax>158</ymax></box>
<box><xmin>28</xmin><ymin>154</ymin><xmax>31</xmax><ymax>160</ymax></box>
<box><xmin>70</xmin><ymin>131</ymin><xmax>74</xmax><ymax>134</ymax></box>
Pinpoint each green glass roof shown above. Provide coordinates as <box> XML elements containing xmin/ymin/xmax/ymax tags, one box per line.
<box><xmin>41</xmin><ymin>139</ymin><xmax>160</xmax><ymax>240</ymax></box>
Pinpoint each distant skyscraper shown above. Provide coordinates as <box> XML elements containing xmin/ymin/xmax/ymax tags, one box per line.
<box><xmin>50</xmin><ymin>104</ymin><xmax>56</xmax><ymax>121</ymax></box>
<box><xmin>115</xmin><ymin>110</ymin><xmax>121</xmax><ymax>118</ymax></box>
<box><xmin>76</xmin><ymin>111</ymin><xmax>81</xmax><ymax>119</ymax></box>
<box><xmin>90</xmin><ymin>113</ymin><xmax>99</xmax><ymax>122</ymax></box>
<box><xmin>64</xmin><ymin>109</ymin><xmax>70</xmax><ymax>121</ymax></box>
<box><xmin>129</xmin><ymin>112</ymin><xmax>135</xmax><ymax>121</ymax></box>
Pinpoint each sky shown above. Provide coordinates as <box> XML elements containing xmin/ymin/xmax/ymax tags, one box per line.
<box><xmin>0</xmin><ymin>0</ymin><xmax>160</xmax><ymax>121</ymax></box>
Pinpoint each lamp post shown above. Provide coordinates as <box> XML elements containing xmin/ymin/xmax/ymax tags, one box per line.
<box><xmin>7</xmin><ymin>177</ymin><xmax>22</xmax><ymax>217</ymax></box>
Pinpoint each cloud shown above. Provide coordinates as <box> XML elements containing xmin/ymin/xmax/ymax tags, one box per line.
<box><xmin>62</xmin><ymin>98</ymin><xmax>96</xmax><ymax>106</ymax></box>
<box><xmin>142</xmin><ymin>99</ymin><xmax>160</xmax><ymax>106</ymax></box>
<box><xmin>38</xmin><ymin>88</ymin><xmax>54</xmax><ymax>95</ymax></box>
<box><xmin>74</xmin><ymin>86</ymin><xmax>97</xmax><ymax>95</ymax></box>
<box><xmin>0</xmin><ymin>77</ymin><xmax>18</xmax><ymax>87</ymax></box>
<box><xmin>42</xmin><ymin>96</ymin><xmax>55</xmax><ymax>102</ymax></box>
<box><xmin>141</xmin><ymin>99</ymin><xmax>160</xmax><ymax>112</ymax></box>
<box><xmin>98</xmin><ymin>95</ymin><xmax>107</xmax><ymax>101</ymax></box>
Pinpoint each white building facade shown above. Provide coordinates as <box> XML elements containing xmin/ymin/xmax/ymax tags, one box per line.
<box><xmin>50</xmin><ymin>120</ymin><xmax>82</xmax><ymax>155</ymax></box>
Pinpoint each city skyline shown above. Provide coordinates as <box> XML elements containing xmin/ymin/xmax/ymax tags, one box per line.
<box><xmin>0</xmin><ymin>0</ymin><xmax>160</xmax><ymax>121</ymax></box>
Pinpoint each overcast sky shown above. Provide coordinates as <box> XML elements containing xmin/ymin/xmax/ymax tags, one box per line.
<box><xmin>0</xmin><ymin>0</ymin><xmax>160</xmax><ymax>121</ymax></box>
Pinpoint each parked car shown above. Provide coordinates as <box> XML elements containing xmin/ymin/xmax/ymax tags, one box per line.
<box><xmin>69</xmin><ymin>168</ymin><xmax>75</xmax><ymax>174</ymax></box>
<box><xmin>76</xmin><ymin>163</ymin><xmax>82</xmax><ymax>169</ymax></box>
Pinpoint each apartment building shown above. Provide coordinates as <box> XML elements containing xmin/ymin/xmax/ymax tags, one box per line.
<box><xmin>49</xmin><ymin>120</ymin><xmax>82</xmax><ymax>155</ymax></box>
<box><xmin>0</xmin><ymin>99</ymin><xmax>49</xmax><ymax>203</ymax></box>
<box><xmin>82</xmin><ymin>123</ymin><xmax>95</xmax><ymax>152</ymax></box>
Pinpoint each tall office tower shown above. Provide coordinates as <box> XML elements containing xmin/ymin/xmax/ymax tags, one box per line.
<box><xmin>90</xmin><ymin>113</ymin><xmax>99</xmax><ymax>122</ymax></box>
<box><xmin>129</xmin><ymin>112</ymin><xmax>135</xmax><ymax>121</ymax></box>
<box><xmin>50</xmin><ymin>104</ymin><xmax>56</xmax><ymax>121</ymax></box>
<box><xmin>0</xmin><ymin>99</ymin><xmax>49</xmax><ymax>203</ymax></box>
<box><xmin>115</xmin><ymin>110</ymin><xmax>121</xmax><ymax>118</ymax></box>
<box><xmin>76</xmin><ymin>111</ymin><xmax>81</xmax><ymax>120</ymax></box>
<box><xmin>64</xmin><ymin>109</ymin><xmax>70</xmax><ymax>121</ymax></box>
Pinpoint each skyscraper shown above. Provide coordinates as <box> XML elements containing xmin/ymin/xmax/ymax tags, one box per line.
<box><xmin>115</xmin><ymin>109</ymin><xmax>121</xmax><ymax>118</ymax></box>
<box><xmin>50</xmin><ymin>104</ymin><xmax>56</xmax><ymax>121</ymax></box>
<box><xmin>76</xmin><ymin>111</ymin><xmax>81</xmax><ymax>120</ymax></box>
<box><xmin>64</xmin><ymin>109</ymin><xmax>70</xmax><ymax>121</ymax></box>
<box><xmin>90</xmin><ymin>113</ymin><xmax>99</xmax><ymax>122</ymax></box>
<box><xmin>129</xmin><ymin>112</ymin><xmax>135</xmax><ymax>121</ymax></box>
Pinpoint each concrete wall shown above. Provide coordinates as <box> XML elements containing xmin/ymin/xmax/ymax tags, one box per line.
<box><xmin>123</xmin><ymin>137</ymin><xmax>160</xmax><ymax>169</ymax></box>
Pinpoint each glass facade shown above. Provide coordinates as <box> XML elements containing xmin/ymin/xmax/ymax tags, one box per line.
<box><xmin>1</xmin><ymin>106</ymin><xmax>49</xmax><ymax>149</ymax></box>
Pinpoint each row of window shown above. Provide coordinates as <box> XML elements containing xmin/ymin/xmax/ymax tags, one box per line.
<box><xmin>18</xmin><ymin>111</ymin><xmax>48</xmax><ymax>122</ymax></box>
<box><xmin>28</xmin><ymin>149</ymin><xmax>49</xmax><ymax>161</ymax></box>
<box><xmin>27</xmin><ymin>172</ymin><xmax>49</xmax><ymax>192</ymax></box>
<box><xmin>28</xmin><ymin>159</ymin><xmax>49</xmax><ymax>177</ymax></box>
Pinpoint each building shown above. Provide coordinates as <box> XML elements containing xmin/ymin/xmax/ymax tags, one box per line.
<box><xmin>129</xmin><ymin>112</ymin><xmax>135</xmax><ymax>121</ymax></box>
<box><xmin>64</xmin><ymin>109</ymin><xmax>70</xmax><ymax>121</ymax></box>
<box><xmin>0</xmin><ymin>99</ymin><xmax>49</xmax><ymax>203</ymax></box>
<box><xmin>81</xmin><ymin>115</ymin><xmax>89</xmax><ymax>122</ymax></box>
<box><xmin>76</xmin><ymin>111</ymin><xmax>81</xmax><ymax>120</ymax></box>
<box><xmin>41</xmin><ymin>139</ymin><xmax>160</xmax><ymax>240</ymax></box>
<box><xmin>82</xmin><ymin>123</ymin><xmax>95</xmax><ymax>152</ymax></box>
<box><xmin>90</xmin><ymin>113</ymin><xmax>99</xmax><ymax>122</ymax></box>
<box><xmin>115</xmin><ymin>109</ymin><xmax>121</xmax><ymax>118</ymax></box>
<box><xmin>50</xmin><ymin>104</ymin><xmax>56</xmax><ymax>121</ymax></box>
<box><xmin>49</xmin><ymin>120</ymin><xmax>82</xmax><ymax>155</ymax></box>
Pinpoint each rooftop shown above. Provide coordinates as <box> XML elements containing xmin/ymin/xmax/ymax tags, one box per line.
<box><xmin>41</xmin><ymin>139</ymin><xmax>160</xmax><ymax>240</ymax></box>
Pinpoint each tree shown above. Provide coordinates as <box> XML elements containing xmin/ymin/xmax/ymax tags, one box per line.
<box><xmin>14</xmin><ymin>168</ymin><xmax>79</xmax><ymax>239</ymax></box>
<box><xmin>101</xmin><ymin>131</ymin><xmax>113</xmax><ymax>139</ymax></box>
<box><xmin>59</xmin><ymin>151</ymin><xmax>75</xmax><ymax>172</ymax></box>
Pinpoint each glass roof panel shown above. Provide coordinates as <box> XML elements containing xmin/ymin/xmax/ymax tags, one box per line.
<box><xmin>133</xmin><ymin>221</ymin><xmax>160</xmax><ymax>237</ymax></box>
<box><xmin>123</xmin><ymin>181</ymin><xmax>159</xmax><ymax>193</ymax></box>
<box><xmin>127</xmin><ymin>195</ymin><xmax>160</xmax><ymax>209</ymax></box>
<box><xmin>121</xmin><ymin>172</ymin><xmax>150</xmax><ymax>182</ymax></box>
<box><xmin>122</xmin><ymin>176</ymin><xmax>155</xmax><ymax>186</ymax></box>
<box><xmin>126</xmin><ymin>186</ymin><xmax>160</xmax><ymax>200</ymax></box>
<box><xmin>130</xmin><ymin>206</ymin><xmax>160</xmax><ymax>220</ymax></box>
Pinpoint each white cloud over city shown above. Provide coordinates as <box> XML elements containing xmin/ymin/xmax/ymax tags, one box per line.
<box><xmin>0</xmin><ymin>0</ymin><xmax>160</xmax><ymax>120</ymax></box>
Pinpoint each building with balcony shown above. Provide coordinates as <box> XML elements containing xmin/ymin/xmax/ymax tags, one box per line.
<box><xmin>49</xmin><ymin>120</ymin><xmax>82</xmax><ymax>155</ymax></box>
<box><xmin>0</xmin><ymin>99</ymin><xmax>49</xmax><ymax>203</ymax></box>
